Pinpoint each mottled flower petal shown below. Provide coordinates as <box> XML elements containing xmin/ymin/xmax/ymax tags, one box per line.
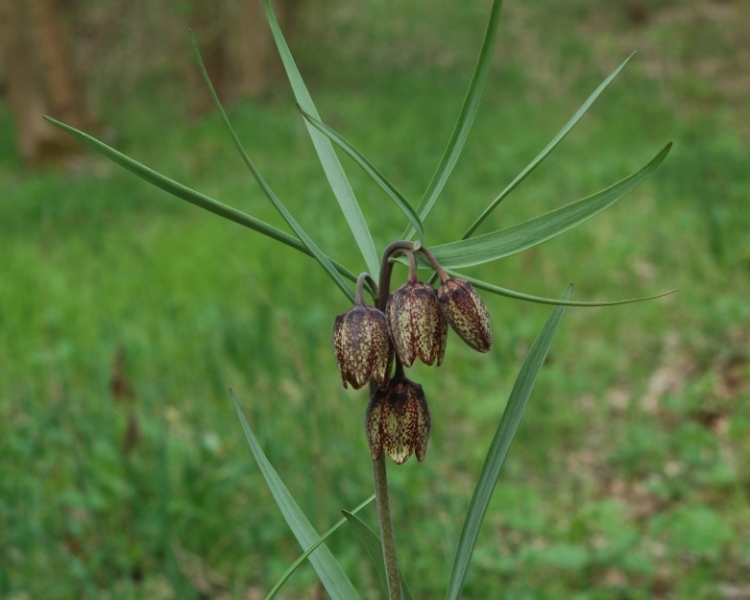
<box><xmin>364</xmin><ymin>389</ymin><xmax>385</xmax><ymax>460</ymax></box>
<box><xmin>364</xmin><ymin>377</ymin><xmax>431</xmax><ymax>464</ymax></box>
<box><xmin>437</xmin><ymin>278</ymin><xmax>492</xmax><ymax>353</ymax></box>
<box><xmin>414</xmin><ymin>391</ymin><xmax>431</xmax><ymax>461</ymax></box>
<box><xmin>333</xmin><ymin>304</ymin><xmax>393</xmax><ymax>389</ymax></box>
<box><xmin>381</xmin><ymin>385</ymin><xmax>419</xmax><ymax>464</ymax></box>
<box><xmin>435</xmin><ymin>308</ymin><xmax>447</xmax><ymax>367</ymax></box>
<box><xmin>386</xmin><ymin>281</ymin><xmax>446</xmax><ymax>367</ymax></box>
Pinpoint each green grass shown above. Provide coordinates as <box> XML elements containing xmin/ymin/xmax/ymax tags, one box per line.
<box><xmin>2</xmin><ymin>1</ymin><xmax>750</xmax><ymax>598</ymax></box>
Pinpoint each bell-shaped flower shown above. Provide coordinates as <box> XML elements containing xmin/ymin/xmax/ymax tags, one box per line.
<box><xmin>386</xmin><ymin>281</ymin><xmax>446</xmax><ymax>367</ymax></box>
<box><xmin>365</xmin><ymin>377</ymin><xmax>431</xmax><ymax>464</ymax></box>
<box><xmin>333</xmin><ymin>303</ymin><xmax>393</xmax><ymax>390</ymax></box>
<box><xmin>437</xmin><ymin>277</ymin><xmax>492</xmax><ymax>353</ymax></box>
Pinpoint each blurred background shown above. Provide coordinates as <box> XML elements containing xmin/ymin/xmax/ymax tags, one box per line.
<box><xmin>1</xmin><ymin>0</ymin><xmax>749</xmax><ymax>598</ymax></box>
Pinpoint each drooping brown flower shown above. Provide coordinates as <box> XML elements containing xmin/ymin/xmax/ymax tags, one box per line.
<box><xmin>333</xmin><ymin>304</ymin><xmax>393</xmax><ymax>389</ymax></box>
<box><xmin>386</xmin><ymin>281</ymin><xmax>446</xmax><ymax>367</ymax></box>
<box><xmin>365</xmin><ymin>377</ymin><xmax>431</xmax><ymax>464</ymax></box>
<box><xmin>437</xmin><ymin>277</ymin><xmax>492</xmax><ymax>352</ymax></box>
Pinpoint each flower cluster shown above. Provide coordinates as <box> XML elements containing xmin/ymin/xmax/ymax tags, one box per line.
<box><xmin>333</xmin><ymin>245</ymin><xmax>492</xmax><ymax>464</ymax></box>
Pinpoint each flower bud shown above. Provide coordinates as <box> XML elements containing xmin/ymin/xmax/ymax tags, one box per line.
<box><xmin>333</xmin><ymin>304</ymin><xmax>393</xmax><ymax>390</ymax></box>
<box><xmin>386</xmin><ymin>281</ymin><xmax>446</xmax><ymax>367</ymax></box>
<box><xmin>365</xmin><ymin>377</ymin><xmax>431</xmax><ymax>464</ymax></box>
<box><xmin>437</xmin><ymin>278</ymin><xmax>492</xmax><ymax>352</ymax></box>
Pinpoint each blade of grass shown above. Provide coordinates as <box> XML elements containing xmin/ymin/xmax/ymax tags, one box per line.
<box><xmin>402</xmin><ymin>0</ymin><xmax>504</xmax><ymax>240</ymax></box>
<box><xmin>265</xmin><ymin>495</ymin><xmax>376</xmax><ymax>600</ymax></box>
<box><xmin>262</xmin><ymin>0</ymin><xmax>379</xmax><ymax>276</ymax></box>
<box><xmin>444</xmin><ymin>286</ymin><xmax>571</xmax><ymax>600</ymax></box>
<box><xmin>156</xmin><ymin>419</ymin><xmax>197</xmax><ymax>599</ymax></box>
<box><xmin>454</xmin><ymin>271</ymin><xmax>677</xmax><ymax>307</ymax></box>
<box><xmin>417</xmin><ymin>143</ymin><xmax>672</xmax><ymax>269</ymax></box>
<box><xmin>463</xmin><ymin>52</ymin><xmax>637</xmax><ymax>238</ymax></box>
<box><xmin>190</xmin><ymin>34</ymin><xmax>354</xmax><ymax>302</ymax></box>
<box><xmin>342</xmin><ymin>511</ymin><xmax>415</xmax><ymax>600</ymax></box>
<box><xmin>230</xmin><ymin>390</ymin><xmax>361</xmax><ymax>600</ymax></box>
<box><xmin>44</xmin><ymin>117</ymin><xmax>359</xmax><ymax>295</ymax></box>
<box><xmin>299</xmin><ymin>108</ymin><xmax>424</xmax><ymax>241</ymax></box>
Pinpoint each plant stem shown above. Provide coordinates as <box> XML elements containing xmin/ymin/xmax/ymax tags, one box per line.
<box><xmin>418</xmin><ymin>246</ymin><xmax>450</xmax><ymax>284</ymax></box>
<box><xmin>355</xmin><ymin>272</ymin><xmax>374</xmax><ymax>305</ymax></box>
<box><xmin>405</xmin><ymin>251</ymin><xmax>418</xmax><ymax>283</ymax></box>
<box><xmin>378</xmin><ymin>240</ymin><xmax>416</xmax><ymax>308</ymax></box>
<box><xmin>371</xmin><ymin>439</ymin><xmax>403</xmax><ymax>600</ymax></box>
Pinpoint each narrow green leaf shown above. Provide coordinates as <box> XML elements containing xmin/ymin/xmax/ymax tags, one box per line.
<box><xmin>262</xmin><ymin>0</ymin><xmax>380</xmax><ymax>276</ymax></box>
<box><xmin>300</xmin><ymin>108</ymin><xmax>424</xmax><ymax>241</ymax></box>
<box><xmin>190</xmin><ymin>34</ymin><xmax>354</xmax><ymax>302</ymax></box>
<box><xmin>421</xmin><ymin>143</ymin><xmax>672</xmax><ymax>269</ymax></box>
<box><xmin>402</xmin><ymin>0</ymin><xmax>504</xmax><ymax>239</ymax></box>
<box><xmin>265</xmin><ymin>495</ymin><xmax>375</xmax><ymax>600</ymax></box>
<box><xmin>445</xmin><ymin>287</ymin><xmax>571</xmax><ymax>600</ymax></box>
<box><xmin>230</xmin><ymin>391</ymin><xmax>361</xmax><ymax>600</ymax></box>
<box><xmin>463</xmin><ymin>52</ymin><xmax>637</xmax><ymax>238</ymax></box>
<box><xmin>44</xmin><ymin>117</ymin><xmax>359</xmax><ymax>293</ymax></box>
<box><xmin>342</xmin><ymin>511</ymin><xmax>415</xmax><ymax>600</ymax></box>
<box><xmin>454</xmin><ymin>271</ymin><xmax>677</xmax><ymax>307</ymax></box>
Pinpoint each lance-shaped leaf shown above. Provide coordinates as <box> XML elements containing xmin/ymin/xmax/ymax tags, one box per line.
<box><xmin>342</xmin><ymin>511</ymin><xmax>415</xmax><ymax>600</ymax></box>
<box><xmin>230</xmin><ymin>391</ymin><xmax>361</xmax><ymax>600</ymax></box>
<box><xmin>463</xmin><ymin>52</ymin><xmax>637</xmax><ymax>239</ymax></box>
<box><xmin>402</xmin><ymin>0</ymin><xmax>504</xmax><ymax>240</ymax></box>
<box><xmin>43</xmin><ymin>117</ymin><xmax>360</xmax><ymax>294</ymax></box>
<box><xmin>454</xmin><ymin>271</ymin><xmax>677</xmax><ymax>307</ymax></box>
<box><xmin>300</xmin><ymin>108</ymin><xmax>424</xmax><ymax>240</ymax></box>
<box><xmin>265</xmin><ymin>494</ymin><xmax>376</xmax><ymax>600</ymax></box>
<box><xmin>190</xmin><ymin>34</ymin><xmax>354</xmax><ymax>302</ymax></box>
<box><xmin>420</xmin><ymin>143</ymin><xmax>672</xmax><ymax>270</ymax></box>
<box><xmin>445</xmin><ymin>287</ymin><xmax>571</xmax><ymax>600</ymax></box>
<box><xmin>262</xmin><ymin>0</ymin><xmax>380</xmax><ymax>276</ymax></box>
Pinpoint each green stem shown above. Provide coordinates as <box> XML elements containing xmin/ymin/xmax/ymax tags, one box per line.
<box><xmin>378</xmin><ymin>240</ymin><xmax>416</xmax><ymax>308</ymax></box>
<box><xmin>418</xmin><ymin>246</ymin><xmax>449</xmax><ymax>282</ymax></box>
<box><xmin>405</xmin><ymin>251</ymin><xmax>419</xmax><ymax>283</ymax></box>
<box><xmin>371</xmin><ymin>428</ymin><xmax>403</xmax><ymax>600</ymax></box>
<box><xmin>355</xmin><ymin>272</ymin><xmax>377</xmax><ymax>305</ymax></box>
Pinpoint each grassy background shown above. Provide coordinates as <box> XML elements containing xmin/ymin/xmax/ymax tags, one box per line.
<box><xmin>2</xmin><ymin>0</ymin><xmax>749</xmax><ymax>598</ymax></box>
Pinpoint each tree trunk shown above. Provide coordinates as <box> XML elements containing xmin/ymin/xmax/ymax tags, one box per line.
<box><xmin>229</xmin><ymin>0</ymin><xmax>280</xmax><ymax>98</ymax></box>
<box><xmin>186</xmin><ymin>0</ymin><xmax>227</xmax><ymax>117</ymax></box>
<box><xmin>27</xmin><ymin>0</ymin><xmax>88</xmax><ymax>129</ymax></box>
<box><xmin>0</xmin><ymin>0</ymin><xmax>91</xmax><ymax>165</ymax></box>
<box><xmin>186</xmin><ymin>0</ymin><xmax>293</xmax><ymax>117</ymax></box>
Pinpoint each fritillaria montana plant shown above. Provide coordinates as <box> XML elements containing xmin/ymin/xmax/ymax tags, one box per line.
<box><xmin>46</xmin><ymin>1</ymin><xmax>674</xmax><ymax>598</ymax></box>
<box><xmin>335</xmin><ymin>243</ymin><xmax>492</xmax><ymax>466</ymax></box>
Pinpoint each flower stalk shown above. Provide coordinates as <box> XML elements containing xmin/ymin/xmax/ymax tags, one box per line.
<box><xmin>371</xmin><ymin>407</ymin><xmax>403</xmax><ymax>600</ymax></box>
<box><xmin>370</xmin><ymin>240</ymin><xmax>417</xmax><ymax>600</ymax></box>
